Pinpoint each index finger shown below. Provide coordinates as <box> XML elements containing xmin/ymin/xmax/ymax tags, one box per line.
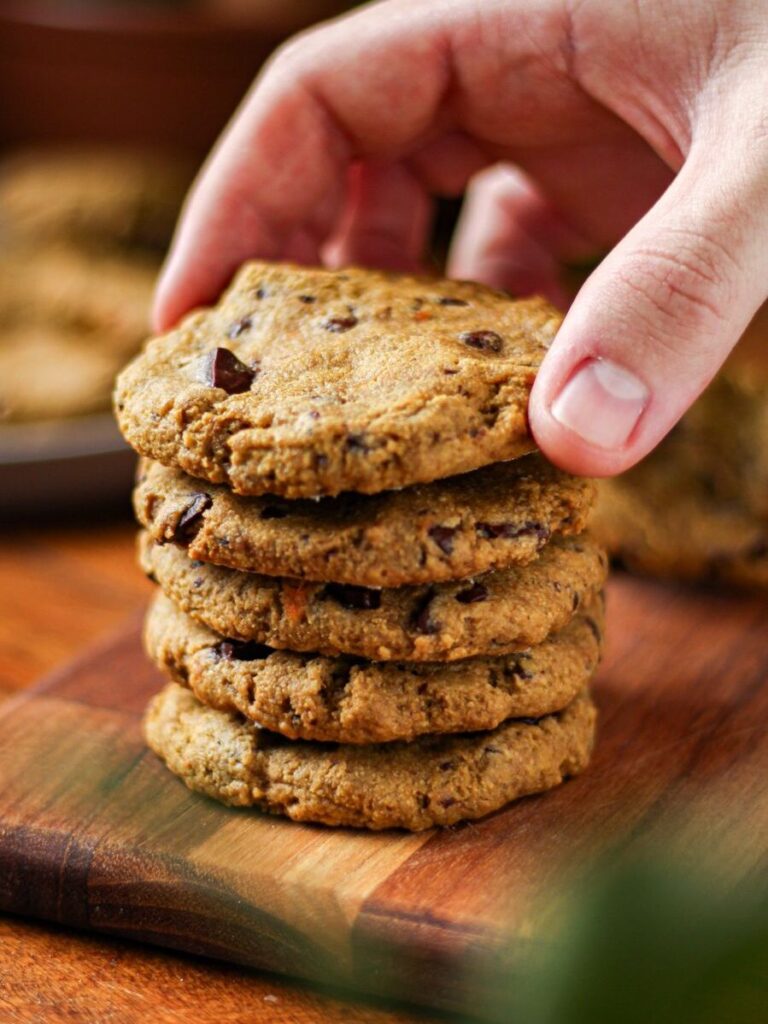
<box><xmin>153</xmin><ymin>0</ymin><xmax>598</xmax><ymax>329</ymax></box>
<box><xmin>153</xmin><ymin>2</ymin><xmax>455</xmax><ymax>328</ymax></box>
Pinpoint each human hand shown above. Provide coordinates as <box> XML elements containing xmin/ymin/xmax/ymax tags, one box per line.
<box><xmin>154</xmin><ymin>0</ymin><xmax>768</xmax><ymax>476</ymax></box>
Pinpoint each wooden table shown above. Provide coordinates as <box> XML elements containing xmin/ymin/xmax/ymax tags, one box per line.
<box><xmin>0</xmin><ymin>518</ymin><xmax>431</xmax><ymax>1024</ymax></box>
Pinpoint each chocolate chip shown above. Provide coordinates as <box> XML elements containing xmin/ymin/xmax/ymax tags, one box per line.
<box><xmin>439</xmin><ymin>760</ymin><xmax>456</xmax><ymax>771</ymax></box>
<box><xmin>321</xmin><ymin>583</ymin><xmax>381</xmax><ymax>610</ymax></box>
<box><xmin>411</xmin><ymin>590</ymin><xmax>438</xmax><ymax>634</ymax></box>
<box><xmin>227</xmin><ymin>316</ymin><xmax>252</xmax><ymax>339</ymax></box>
<box><xmin>456</xmin><ymin>582</ymin><xmax>488</xmax><ymax>604</ymax></box>
<box><xmin>438</xmin><ymin>297</ymin><xmax>469</xmax><ymax>306</ymax></box>
<box><xmin>439</xmin><ymin>796</ymin><xmax>457</xmax><ymax>808</ymax></box>
<box><xmin>171</xmin><ymin>493</ymin><xmax>212</xmax><ymax>544</ymax></box>
<box><xmin>504</xmin><ymin>657</ymin><xmax>533</xmax><ymax>681</ymax></box>
<box><xmin>460</xmin><ymin>330</ymin><xmax>503</xmax><ymax>353</ymax></box>
<box><xmin>206</xmin><ymin>348</ymin><xmax>255</xmax><ymax>394</ymax></box>
<box><xmin>298</xmin><ymin>294</ymin><xmax>316</xmax><ymax>304</ymax></box>
<box><xmin>323</xmin><ymin>315</ymin><xmax>358</xmax><ymax>332</ymax></box>
<box><xmin>346</xmin><ymin>434</ymin><xmax>369</xmax><ymax>452</ymax></box>
<box><xmin>255</xmin><ymin>286</ymin><xmax>267</xmax><ymax>299</ymax></box>
<box><xmin>214</xmin><ymin>639</ymin><xmax>273</xmax><ymax>661</ymax></box>
<box><xmin>428</xmin><ymin>525</ymin><xmax>457</xmax><ymax>554</ymax></box>
<box><xmin>475</xmin><ymin>521</ymin><xmax>550</xmax><ymax>544</ymax></box>
<box><xmin>260</xmin><ymin>505</ymin><xmax>289</xmax><ymax>520</ymax></box>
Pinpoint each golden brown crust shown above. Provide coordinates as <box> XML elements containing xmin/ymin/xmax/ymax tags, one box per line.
<box><xmin>139</xmin><ymin>529</ymin><xmax>609</xmax><ymax>662</ymax></box>
<box><xmin>144</xmin><ymin>591</ymin><xmax>604</xmax><ymax>743</ymax></box>
<box><xmin>115</xmin><ymin>262</ymin><xmax>562</xmax><ymax>498</ymax></box>
<box><xmin>134</xmin><ymin>454</ymin><xmax>596</xmax><ymax>586</ymax></box>
<box><xmin>144</xmin><ymin>683</ymin><xmax>597</xmax><ymax>831</ymax></box>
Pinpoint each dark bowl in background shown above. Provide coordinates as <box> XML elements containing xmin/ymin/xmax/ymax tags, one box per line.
<box><xmin>0</xmin><ymin>0</ymin><xmax>350</xmax><ymax>156</ymax></box>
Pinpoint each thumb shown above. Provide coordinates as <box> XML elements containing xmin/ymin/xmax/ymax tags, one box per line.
<box><xmin>529</xmin><ymin>140</ymin><xmax>768</xmax><ymax>477</ymax></box>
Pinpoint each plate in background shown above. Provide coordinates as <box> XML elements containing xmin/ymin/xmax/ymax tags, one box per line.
<box><xmin>0</xmin><ymin>413</ymin><xmax>136</xmax><ymax>516</ymax></box>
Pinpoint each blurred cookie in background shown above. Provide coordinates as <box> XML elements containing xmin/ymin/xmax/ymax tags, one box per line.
<box><xmin>0</xmin><ymin>324</ymin><xmax>126</xmax><ymax>423</ymax></box>
<box><xmin>593</xmin><ymin>303</ymin><xmax>768</xmax><ymax>589</ymax></box>
<box><xmin>592</xmin><ymin>435</ymin><xmax>768</xmax><ymax>590</ymax></box>
<box><xmin>674</xmin><ymin>305</ymin><xmax>768</xmax><ymax>521</ymax></box>
<box><xmin>0</xmin><ymin>147</ymin><xmax>191</xmax><ymax>255</ymax></box>
<box><xmin>0</xmin><ymin>146</ymin><xmax>189</xmax><ymax>425</ymax></box>
<box><xmin>0</xmin><ymin>245</ymin><xmax>158</xmax><ymax>364</ymax></box>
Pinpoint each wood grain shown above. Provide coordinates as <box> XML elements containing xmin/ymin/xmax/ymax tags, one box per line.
<box><xmin>0</xmin><ymin>520</ymin><xmax>430</xmax><ymax>1024</ymax></box>
<box><xmin>2</xmin><ymin>565</ymin><xmax>768</xmax><ymax>1017</ymax></box>
<box><xmin>0</xmin><ymin>916</ymin><xmax>432</xmax><ymax>1024</ymax></box>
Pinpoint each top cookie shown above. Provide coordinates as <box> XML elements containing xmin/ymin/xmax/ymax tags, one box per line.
<box><xmin>115</xmin><ymin>262</ymin><xmax>561</xmax><ymax>498</ymax></box>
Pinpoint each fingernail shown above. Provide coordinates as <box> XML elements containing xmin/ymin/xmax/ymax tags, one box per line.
<box><xmin>550</xmin><ymin>358</ymin><xmax>649</xmax><ymax>450</ymax></box>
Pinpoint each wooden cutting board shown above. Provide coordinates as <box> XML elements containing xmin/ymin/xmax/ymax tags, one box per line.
<box><xmin>1</xmin><ymin>574</ymin><xmax>768</xmax><ymax>1018</ymax></box>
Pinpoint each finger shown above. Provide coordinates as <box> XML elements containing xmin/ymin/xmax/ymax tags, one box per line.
<box><xmin>153</xmin><ymin>1</ymin><xmax>603</xmax><ymax>329</ymax></box>
<box><xmin>152</xmin><ymin>6</ymin><xmax>454</xmax><ymax>329</ymax></box>
<box><xmin>448</xmin><ymin>164</ymin><xmax>597</xmax><ymax>307</ymax></box>
<box><xmin>407</xmin><ymin>132</ymin><xmax>490</xmax><ymax>196</ymax></box>
<box><xmin>323</xmin><ymin>161</ymin><xmax>433</xmax><ymax>273</ymax></box>
<box><xmin>529</xmin><ymin>138</ymin><xmax>768</xmax><ymax>477</ymax></box>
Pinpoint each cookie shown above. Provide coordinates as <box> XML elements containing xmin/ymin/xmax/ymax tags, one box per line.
<box><xmin>139</xmin><ymin>530</ymin><xmax>608</xmax><ymax>661</ymax></box>
<box><xmin>0</xmin><ymin>246</ymin><xmax>155</xmax><ymax>356</ymax></box>
<box><xmin>0</xmin><ymin>147</ymin><xmax>190</xmax><ymax>253</ymax></box>
<box><xmin>144</xmin><ymin>682</ymin><xmax>596</xmax><ymax>830</ymax></box>
<box><xmin>134</xmin><ymin>453</ymin><xmax>596</xmax><ymax>586</ymax></box>
<box><xmin>145</xmin><ymin>591</ymin><xmax>604</xmax><ymax>743</ymax></box>
<box><xmin>0</xmin><ymin>324</ymin><xmax>124</xmax><ymax>422</ymax></box>
<box><xmin>592</xmin><ymin>445</ymin><xmax>768</xmax><ymax>588</ymax></box>
<box><xmin>115</xmin><ymin>261</ymin><xmax>562</xmax><ymax>498</ymax></box>
<box><xmin>674</xmin><ymin>318</ymin><xmax>768</xmax><ymax>519</ymax></box>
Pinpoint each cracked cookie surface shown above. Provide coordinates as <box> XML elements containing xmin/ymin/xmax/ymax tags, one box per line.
<box><xmin>116</xmin><ymin>262</ymin><xmax>562</xmax><ymax>498</ymax></box>
<box><xmin>140</xmin><ymin>530</ymin><xmax>608</xmax><ymax>661</ymax></box>
<box><xmin>145</xmin><ymin>592</ymin><xmax>604</xmax><ymax>743</ymax></box>
<box><xmin>135</xmin><ymin>453</ymin><xmax>595</xmax><ymax>586</ymax></box>
<box><xmin>144</xmin><ymin>682</ymin><xmax>597</xmax><ymax>830</ymax></box>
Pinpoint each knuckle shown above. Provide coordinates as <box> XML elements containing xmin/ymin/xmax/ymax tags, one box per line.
<box><xmin>269</xmin><ymin>26</ymin><xmax>324</xmax><ymax>77</ymax></box>
<box><xmin>616</xmin><ymin>229</ymin><xmax>738</xmax><ymax>338</ymax></box>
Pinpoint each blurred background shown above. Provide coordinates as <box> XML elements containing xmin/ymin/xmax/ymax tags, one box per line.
<box><xmin>0</xmin><ymin>0</ymin><xmax>356</xmax><ymax>514</ymax></box>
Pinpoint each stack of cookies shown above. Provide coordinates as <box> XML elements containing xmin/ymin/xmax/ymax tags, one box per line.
<box><xmin>116</xmin><ymin>262</ymin><xmax>608</xmax><ymax>831</ymax></box>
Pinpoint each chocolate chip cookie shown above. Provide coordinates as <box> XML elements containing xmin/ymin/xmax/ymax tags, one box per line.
<box><xmin>134</xmin><ymin>453</ymin><xmax>596</xmax><ymax>586</ymax></box>
<box><xmin>139</xmin><ymin>530</ymin><xmax>608</xmax><ymax>661</ymax></box>
<box><xmin>0</xmin><ymin>246</ymin><xmax>155</xmax><ymax>356</ymax></box>
<box><xmin>673</xmin><ymin>312</ymin><xmax>768</xmax><ymax>520</ymax></box>
<box><xmin>592</xmin><ymin>443</ymin><xmax>768</xmax><ymax>588</ymax></box>
<box><xmin>0</xmin><ymin>324</ymin><xmax>125</xmax><ymax>422</ymax></box>
<box><xmin>115</xmin><ymin>262</ymin><xmax>562</xmax><ymax>498</ymax></box>
<box><xmin>145</xmin><ymin>591</ymin><xmax>604</xmax><ymax>743</ymax></box>
<box><xmin>144</xmin><ymin>682</ymin><xmax>597</xmax><ymax>830</ymax></box>
<box><xmin>0</xmin><ymin>147</ymin><xmax>190</xmax><ymax>253</ymax></box>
